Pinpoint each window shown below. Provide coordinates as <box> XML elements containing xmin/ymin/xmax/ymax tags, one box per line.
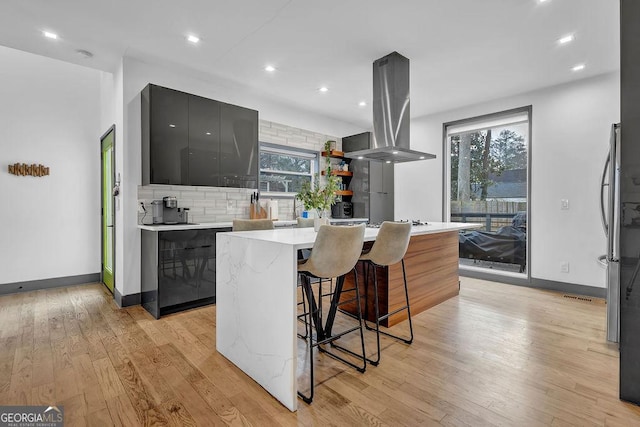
<box><xmin>259</xmin><ymin>143</ymin><xmax>318</xmax><ymax>197</ymax></box>
<box><xmin>444</xmin><ymin>106</ymin><xmax>531</xmax><ymax>277</ymax></box>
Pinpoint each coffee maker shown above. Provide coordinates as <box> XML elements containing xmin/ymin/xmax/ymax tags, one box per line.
<box><xmin>151</xmin><ymin>196</ymin><xmax>189</xmax><ymax>224</ymax></box>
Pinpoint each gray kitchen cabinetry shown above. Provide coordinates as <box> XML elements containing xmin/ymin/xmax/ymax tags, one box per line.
<box><xmin>141</xmin><ymin>227</ymin><xmax>230</xmax><ymax>318</ymax></box>
<box><xmin>142</xmin><ymin>83</ymin><xmax>257</xmax><ymax>187</ymax></box>
<box><xmin>142</xmin><ymin>84</ymin><xmax>189</xmax><ymax>185</ymax></box>
<box><xmin>343</xmin><ymin>132</ymin><xmax>394</xmax><ymax>223</ymax></box>
<box><xmin>219</xmin><ymin>102</ymin><xmax>259</xmax><ymax>188</ymax></box>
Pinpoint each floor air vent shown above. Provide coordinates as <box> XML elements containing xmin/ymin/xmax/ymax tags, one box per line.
<box><xmin>563</xmin><ymin>294</ymin><xmax>593</xmax><ymax>303</ymax></box>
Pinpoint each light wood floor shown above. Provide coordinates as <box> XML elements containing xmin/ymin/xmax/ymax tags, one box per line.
<box><xmin>1</xmin><ymin>278</ymin><xmax>639</xmax><ymax>426</ymax></box>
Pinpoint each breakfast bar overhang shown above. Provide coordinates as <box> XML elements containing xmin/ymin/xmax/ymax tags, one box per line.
<box><xmin>215</xmin><ymin>222</ymin><xmax>480</xmax><ymax>411</ymax></box>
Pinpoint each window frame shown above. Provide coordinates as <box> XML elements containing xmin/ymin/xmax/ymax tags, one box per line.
<box><xmin>259</xmin><ymin>142</ymin><xmax>319</xmax><ymax>198</ymax></box>
<box><xmin>442</xmin><ymin>105</ymin><xmax>532</xmax><ymax>282</ymax></box>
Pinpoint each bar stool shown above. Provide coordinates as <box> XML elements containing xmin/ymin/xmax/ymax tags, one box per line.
<box><xmin>296</xmin><ymin>217</ymin><xmax>314</xmax><ymax>339</ymax></box>
<box><xmin>359</xmin><ymin>221</ymin><xmax>413</xmax><ymax>366</ymax></box>
<box><xmin>296</xmin><ymin>217</ymin><xmax>315</xmax><ymax>228</ymax></box>
<box><xmin>297</xmin><ymin>223</ymin><xmax>366</xmax><ymax>404</ymax></box>
<box><xmin>232</xmin><ymin>218</ymin><xmax>274</xmax><ymax>231</ymax></box>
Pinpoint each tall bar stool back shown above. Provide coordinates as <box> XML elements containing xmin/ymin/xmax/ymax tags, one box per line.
<box><xmin>297</xmin><ymin>223</ymin><xmax>367</xmax><ymax>404</ymax></box>
<box><xmin>300</xmin><ymin>224</ymin><xmax>364</xmax><ymax>278</ymax></box>
<box><xmin>359</xmin><ymin>221</ymin><xmax>413</xmax><ymax>365</ymax></box>
<box><xmin>232</xmin><ymin>219</ymin><xmax>274</xmax><ymax>231</ymax></box>
<box><xmin>296</xmin><ymin>217</ymin><xmax>315</xmax><ymax>228</ymax></box>
<box><xmin>362</xmin><ymin>221</ymin><xmax>411</xmax><ymax>266</ymax></box>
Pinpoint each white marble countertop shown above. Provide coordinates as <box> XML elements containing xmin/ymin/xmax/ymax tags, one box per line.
<box><xmin>137</xmin><ymin>217</ymin><xmax>369</xmax><ymax>231</ymax></box>
<box><xmin>225</xmin><ymin>222</ymin><xmax>481</xmax><ymax>250</ymax></box>
<box><xmin>215</xmin><ymin>220</ymin><xmax>481</xmax><ymax>411</ymax></box>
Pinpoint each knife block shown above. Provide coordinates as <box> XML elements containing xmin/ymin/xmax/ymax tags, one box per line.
<box><xmin>249</xmin><ymin>203</ymin><xmax>268</xmax><ymax>219</ymax></box>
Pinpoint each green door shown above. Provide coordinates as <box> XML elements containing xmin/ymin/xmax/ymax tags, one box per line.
<box><xmin>101</xmin><ymin>127</ymin><xmax>115</xmax><ymax>293</ymax></box>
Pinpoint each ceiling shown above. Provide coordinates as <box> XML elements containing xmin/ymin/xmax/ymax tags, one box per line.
<box><xmin>0</xmin><ymin>0</ymin><xmax>619</xmax><ymax>129</ymax></box>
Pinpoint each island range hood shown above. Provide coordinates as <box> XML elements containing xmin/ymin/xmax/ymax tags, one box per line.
<box><xmin>344</xmin><ymin>51</ymin><xmax>436</xmax><ymax>163</ymax></box>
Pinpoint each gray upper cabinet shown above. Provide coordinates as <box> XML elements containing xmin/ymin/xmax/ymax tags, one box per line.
<box><xmin>219</xmin><ymin>102</ymin><xmax>258</xmax><ymax>188</ymax></box>
<box><xmin>142</xmin><ymin>84</ymin><xmax>258</xmax><ymax>188</ymax></box>
<box><xmin>188</xmin><ymin>95</ymin><xmax>221</xmax><ymax>187</ymax></box>
<box><xmin>143</xmin><ymin>85</ymin><xmax>189</xmax><ymax>185</ymax></box>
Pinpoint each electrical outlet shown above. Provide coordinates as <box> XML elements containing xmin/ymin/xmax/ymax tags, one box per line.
<box><xmin>560</xmin><ymin>261</ymin><xmax>570</xmax><ymax>273</ymax></box>
<box><xmin>561</xmin><ymin>199</ymin><xmax>570</xmax><ymax>210</ymax></box>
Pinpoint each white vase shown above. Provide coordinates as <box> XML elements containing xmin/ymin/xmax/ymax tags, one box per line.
<box><xmin>314</xmin><ymin>216</ymin><xmax>330</xmax><ymax>232</ymax></box>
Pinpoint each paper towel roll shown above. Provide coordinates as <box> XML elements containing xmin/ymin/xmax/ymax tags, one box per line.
<box><xmin>266</xmin><ymin>200</ymin><xmax>278</xmax><ymax>220</ymax></box>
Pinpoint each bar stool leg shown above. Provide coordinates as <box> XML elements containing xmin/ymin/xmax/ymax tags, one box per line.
<box><xmin>364</xmin><ymin>259</ymin><xmax>414</xmax><ymax>366</ymax></box>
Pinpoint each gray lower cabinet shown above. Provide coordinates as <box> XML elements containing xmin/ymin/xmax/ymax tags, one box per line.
<box><xmin>141</xmin><ymin>227</ymin><xmax>231</xmax><ymax>318</ymax></box>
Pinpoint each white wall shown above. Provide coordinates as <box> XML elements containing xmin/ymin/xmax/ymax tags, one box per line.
<box><xmin>116</xmin><ymin>56</ymin><xmax>363</xmax><ymax>297</ymax></box>
<box><xmin>0</xmin><ymin>46</ymin><xmax>104</xmax><ymax>285</ymax></box>
<box><xmin>396</xmin><ymin>72</ymin><xmax>620</xmax><ymax>288</ymax></box>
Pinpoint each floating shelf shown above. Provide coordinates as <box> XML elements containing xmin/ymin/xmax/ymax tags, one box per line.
<box><xmin>335</xmin><ymin>190</ymin><xmax>354</xmax><ymax>196</ymax></box>
<box><xmin>321</xmin><ymin>170</ymin><xmax>353</xmax><ymax>177</ymax></box>
<box><xmin>321</xmin><ymin>150</ymin><xmax>345</xmax><ymax>159</ymax></box>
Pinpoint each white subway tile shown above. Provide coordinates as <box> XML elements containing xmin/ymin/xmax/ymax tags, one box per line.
<box><xmin>205</xmin><ymin>192</ymin><xmax>227</xmax><ymax>200</ymax></box>
<box><xmin>180</xmin><ymin>190</ymin><xmax>205</xmax><ymax>200</ymax></box>
<box><xmin>226</xmin><ymin>193</ymin><xmax>246</xmax><ymax>200</ymax></box>
<box><xmin>269</xmin><ymin>122</ymin><xmax>290</xmax><ymax>131</ymax></box>
<box><xmin>152</xmin><ymin>190</ymin><xmax>180</xmax><ymax>198</ymax></box>
<box><xmin>205</xmin><ymin>208</ymin><xmax>227</xmax><ymax>215</ymax></box>
<box><xmin>262</xmin><ymin>135</ymin><xmax>288</xmax><ymax>144</ymax></box>
<box><xmin>193</xmin><ymin>200</ymin><xmax>217</xmax><ymax>208</ymax></box>
<box><xmin>148</xmin><ymin>184</ymin><xmax>172</xmax><ymax>190</ymax></box>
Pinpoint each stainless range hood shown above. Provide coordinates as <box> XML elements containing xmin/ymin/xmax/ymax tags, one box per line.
<box><xmin>344</xmin><ymin>52</ymin><xmax>436</xmax><ymax>163</ymax></box>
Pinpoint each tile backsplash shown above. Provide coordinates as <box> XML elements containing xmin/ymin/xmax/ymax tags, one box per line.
<box><xmin>138</xmin><ymin>186</ymin><xmax>300</xmax><ymax>224</ymax></box>
<box><xmin>138</xmin><ymin>120</ymin><xmax>341</xmax><ymax>224</ymax></box>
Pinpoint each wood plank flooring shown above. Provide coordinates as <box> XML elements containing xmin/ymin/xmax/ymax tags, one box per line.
<box><xmin>1</xmin><ymin>278</ymin><xmax>639</xmax><ymax>426</ymax></box>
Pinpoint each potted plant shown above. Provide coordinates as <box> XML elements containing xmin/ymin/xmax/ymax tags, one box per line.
<box><xmin>296</xmin><ymin>141</ymin><xmax>341</xmax><ymax>230</ymax></box>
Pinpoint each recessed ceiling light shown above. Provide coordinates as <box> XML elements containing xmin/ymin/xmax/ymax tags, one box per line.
<box><xmin>265</xmin><ymin>65</ymin><xmax>276</xmax><ymax>72</ymax></box>
<box><xmin>319</xmin><ymin>86</ymin><xmax>329</xmax><ymax>93</ymax></box>
<box><xmin>392</xmin><ymin>151</ymin><xmax>399</xmax><ymax>155</ymax></box>
<box><xmin>572</xmin><ymin>63</ymin><xmax>585</xmax><ymax>72</ymax></box>
<box><xmin>187</xmin><ymin>35</ymin><xmax>200</xmax><ymax>44</ymax></box>
<box><xmin>386</xmin><ymin>160</ymin><xmax>391</xmax><ymax>164</ymax></box>
<box><xmin>43</xmin><ymin>31</ymin><xmax>58</xmax><ymax>40</ymax></box>
<box><xmin>419</xmin><ymin>156</ymin><xmax>425</xmax><ymax>159</ymax></box>
<box><xmin>357</xmin><ymin>156</ymin><xmax>363</xmax><ymax>160</ymax></box>
<box><xmin>558</xmin><ymin>34</ymin><xmax>574</xmax><ymax>45</ymax></box>
<box><xmin>169</xmin><ymin>124</ymin><xmax>176</xmax><ymax>128</ymax></box>
<box><xmin>538</xmin><ymin>0</ymin><xmax>550</xmax><ymax>3</ymax></box>
<box><xmin>358</xmin><ymin>101</ymin><xmax>367</xmax><ymax>107</ymax></box>
<box><xmin>206</xmin><ymin>132</ymin><xmax>211</xmax><ymax>135</ymax></box>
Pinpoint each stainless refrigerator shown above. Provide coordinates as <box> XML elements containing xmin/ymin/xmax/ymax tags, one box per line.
<box><xmin>600</xmin><ymin>123</ymin><xmax>621</xmax><ymax>343</ymax></box>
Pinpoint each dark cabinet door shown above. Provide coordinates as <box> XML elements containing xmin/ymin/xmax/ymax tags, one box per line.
<box><xmin>158</xmin><ymin>230</ymin><xmax>200</xmax><ymax>308</ymax></box>
<box><xmin>156</xmin><ymin>228</ymin><xmax>229</xmax><ymax>312</ymax></box>
<box><xmin>219</xmin><ymin>103</ymin><xmax>258</xmax><ymax>188</ymax></box>
<box><xmin>150</xmin><ymin>85</ymin><xmax>189</xmax><ymax>185</ymax></box>
<box><xmin>189</xmin><ymin>95</ymin><xmax>221</xmax><ymax>186</ymax></box>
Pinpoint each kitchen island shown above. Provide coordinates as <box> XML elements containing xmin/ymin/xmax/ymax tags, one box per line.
<box><xmin>215</xmin><ymin>222</ymin><xmax>480</xmax><ymax>411</ymax></box>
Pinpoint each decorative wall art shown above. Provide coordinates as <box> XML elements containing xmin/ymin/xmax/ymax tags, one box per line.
<box><xmin>8</xmin><ymin>163</ymin><xmax>50</xmax><ymax>177</ymax></box>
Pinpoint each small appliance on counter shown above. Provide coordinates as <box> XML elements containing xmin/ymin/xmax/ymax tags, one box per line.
<box><xmin>151</xmin><ymin>196</ymin><xmax>189</xmax><ymax>224</ymax></box>
<box><xmin>331</xmin><ymin>201</ymin><xmax>353</xmax><ymax>219</ymax></box>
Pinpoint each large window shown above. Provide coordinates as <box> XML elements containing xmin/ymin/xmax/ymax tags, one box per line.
<box><xmin>445</xmin><ymin>107</ymin><xmax>531</xmax><ymax>277</ymax></box>
<box><xmin>259</xmin><ymin>143</ymin><xmax>318</xmax><ymax>197</ymax></box>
